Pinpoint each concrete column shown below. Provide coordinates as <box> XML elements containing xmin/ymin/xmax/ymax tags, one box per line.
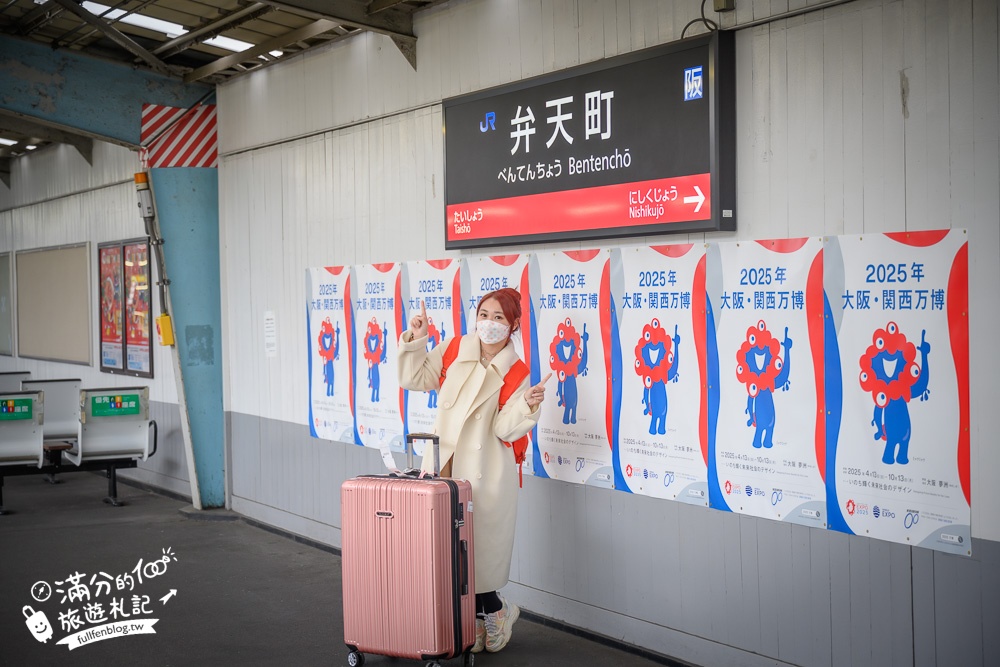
<box><xmin>149</xmin><ymin>167</ymin><xmax>224</xmax><ymax>507</ymax></box>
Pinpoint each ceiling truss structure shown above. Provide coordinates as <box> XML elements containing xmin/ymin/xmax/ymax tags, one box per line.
<box><xmin>0</xmin><ymin>0</ymin><xmax>442</xmax><ymax>162</ymax></box>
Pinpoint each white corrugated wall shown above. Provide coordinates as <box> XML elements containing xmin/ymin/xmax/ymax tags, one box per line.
<box><xmin>216</xmin><ymin>1</ymin><xmax>999</xmax><ymax>665</ymax></box>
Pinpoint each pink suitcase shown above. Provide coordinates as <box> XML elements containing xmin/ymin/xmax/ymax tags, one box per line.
<box><xmin>341</xmin><ymin>434</ymin><xmax>476</xmax><ymax>667</ymax></box>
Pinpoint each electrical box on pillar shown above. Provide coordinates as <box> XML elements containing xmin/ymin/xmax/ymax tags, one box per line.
<box><xmin>135</xmin><ymin>172</ymin><xmax>155</xmax><ymax>218</ymax></box>
<box><xmin>135</xmin><ymin>171</ymin><xmax>174</xmax><ymax>346</ymax></box>
<box><xmin>156</xmin><ymin>314</ymin><xmax>175</xmax><ymax>346</ymax></box>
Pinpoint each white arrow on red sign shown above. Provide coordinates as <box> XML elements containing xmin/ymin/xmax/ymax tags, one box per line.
<box><xmin>683</xmin><ymin>185</ymin><xmax>706</xmax><ymax>213</ymax></box>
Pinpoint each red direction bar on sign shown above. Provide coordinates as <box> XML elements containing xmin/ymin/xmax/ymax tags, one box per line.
<box><xmin>446</xmin><ymin>173</ymin><xmax>712</xmax><ymax>243</ymax></box>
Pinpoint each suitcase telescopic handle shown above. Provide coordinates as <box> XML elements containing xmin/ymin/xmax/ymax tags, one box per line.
<box><xmin>404</xmin><ymin>432</ymin><xmax>440</xmax><ymax>475</ymax></box>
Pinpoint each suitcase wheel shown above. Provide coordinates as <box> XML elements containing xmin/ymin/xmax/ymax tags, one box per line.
<box><xmin>346</xmin><ymin>650</ymin><xmax>364</xmax><ymax>666</ymax></box>
<box><xmin>464</xmin><ymin>651</ymin><xmax>475</xmax><ymax>666</ymax></box>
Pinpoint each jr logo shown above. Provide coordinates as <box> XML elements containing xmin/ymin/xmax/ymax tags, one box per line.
<box><xmin>480</xmin><ymin>111</ymin><xmax>496</xmax><ymax>132</ymax></box>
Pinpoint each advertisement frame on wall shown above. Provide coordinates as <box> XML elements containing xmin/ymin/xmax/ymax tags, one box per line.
<box><xmin>98</xmin><ymin>238</ymin><xmax>153</xmax><ymax>379</ymax></box>
<box><xmin>0</xmin><ymin>252</ymin><xmax>13</xmax><ymax>357</ymax></box>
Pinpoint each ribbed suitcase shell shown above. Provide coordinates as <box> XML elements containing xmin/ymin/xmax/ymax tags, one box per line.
<box><xmin>342</xmin><ymin>475</ymin><xmax>475</xmax><ymax>661</ymax></box>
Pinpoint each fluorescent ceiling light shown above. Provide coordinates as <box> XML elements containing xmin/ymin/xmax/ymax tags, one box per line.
<box><xmin>204</xmin><ymin>35</ymin><xmax>253</xmax><ymax>52</ymax></box>
<box><xmin>269</xmin><ymin>51</ymin><xmax>283</xmax><ymax>58</ymax></box>
<box><xmin>83</xmin><ymin>2</ymin><xmax>252</xmax><ymax>52</ymax></box>
<box><xmin>0</xmin><ymin>138</ymin><xmax>18</xmax><ymax>146</ymax></box>
<box><xmin>26</xmin><ymin>145</ymin><xmax>37</xmax><ymax>150</ymax></box>
<box><xmin>83</xmin><ymin>2</ymin><xmax>185</xmax><ymax>38</ymax></box>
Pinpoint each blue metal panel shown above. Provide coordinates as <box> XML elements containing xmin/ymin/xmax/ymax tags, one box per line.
<box><xmin>149</xmin><ymin>167</ymin><xmax>223</xmax><ymax>507</ymax></box>
<box><xmin>0</xmin><ymin>36</ymin><xmax>211</xmax><ymax>146</ymax></box>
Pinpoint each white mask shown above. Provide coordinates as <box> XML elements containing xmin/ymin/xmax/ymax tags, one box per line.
<box><xmin>476</xmin><ymin>319</ymin><xmax>510</xmax><ymax>345</ymax></box>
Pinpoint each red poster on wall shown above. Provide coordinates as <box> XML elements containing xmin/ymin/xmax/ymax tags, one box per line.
<box><xmin>98</xmin><ymin>244</ymin><xmax>124</xmax><ymax>371</ymax></box>
<box><xmin>124</xmin><ymin>242</ymin><xmax>152</xmax><ymax>376</ymax></box>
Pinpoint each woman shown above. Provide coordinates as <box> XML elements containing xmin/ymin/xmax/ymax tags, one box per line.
<box><xmin>397</xmin><ymin>287</ymin><xmax>550</xmax><ymax>654</ymax></box>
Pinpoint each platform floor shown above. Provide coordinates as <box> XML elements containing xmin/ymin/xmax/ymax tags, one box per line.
<box><xmin>0</xmin><ymin>472</ymin><xmax>682</xmax><ymax>667</ymax></box>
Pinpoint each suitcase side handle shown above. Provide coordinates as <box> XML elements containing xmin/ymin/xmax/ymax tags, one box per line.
<box><xmin>460</xmin><ymin>539</ymin><xmax>469</xmax><ymax>596</ymax></box>
<box><xmin>404</xmin><ymin>432</ymin><xmax>440</xmax><ymax>475</ymax></box>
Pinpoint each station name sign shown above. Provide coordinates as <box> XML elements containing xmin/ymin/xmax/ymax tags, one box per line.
<box><xmin>444</xmin><ymin>31</ymin><xmax>736</xmax><ymax>249</ymax></box>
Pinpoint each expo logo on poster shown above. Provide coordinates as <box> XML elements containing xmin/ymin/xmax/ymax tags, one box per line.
<box><xmin>845</xmin><ymin>499</ymin><xmax>871</xmax><ymax>517</ymax></box>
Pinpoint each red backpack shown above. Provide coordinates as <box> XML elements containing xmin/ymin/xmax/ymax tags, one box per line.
<box><xmin>439</xmin><ymin>336</ymin><xmax>532</xmax><ymax>487</ymax></box>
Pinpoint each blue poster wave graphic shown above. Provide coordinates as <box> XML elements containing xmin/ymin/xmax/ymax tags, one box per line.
<box><xmin>307</xmin><ymin>297</ymin><xmax>317</xmax><ymax>438</ymax></box>
<box><xmin>706</xmin><ymin>295</ymin><xmax>730</xmax><ymax>511</ymax></box>
<box><xmin>529</xmin><ymin>299</ymin><xmax>550</xmax><ymax>480</ymax></box>
<box><xmin>824</xmin><ymin>291</ymin><xmax>850</xmax><ymax>533</ymax></box>
<box><xmin>401</xmin><ymin>301</ymin><xmax>410</xmax><ymax>436</ymax></box>
<box><xmin>610</xmin><ymin>298</ymin><xmax>629</xmax><ymax>493</ymax></box>
<box><xmin>351</xmin><ymin>294</ymin><xmax>362</xmax><ymax>446</ymax></box>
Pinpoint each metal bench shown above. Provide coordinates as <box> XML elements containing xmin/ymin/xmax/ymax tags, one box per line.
<box><xmin>0</xmin><ymin>386</ymin><xmax>157</xmax><ymax>513</ymax></box>
<box><xmin>64</xmin><ymin>387</ymin><xmax>157</xmax><ymax>505</ymax></box>
<box><xmin>0</xmin><ymin>390</ymin><xmax>45</xmax><ymax>514</ymax></box>
<box><xmin>0</xmin><ymin>371</ymin><xmax>30</xmax><ymax>392</ymax></box>
<box><xmin>21</xmin><ymin>379</ymin><xmax>81</xmax><ymax>443</ymax></box>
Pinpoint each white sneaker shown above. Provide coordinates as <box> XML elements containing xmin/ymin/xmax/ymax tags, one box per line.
<box><xmin>471</xmin><ymin>616</ymin><xmax>486</xmax><ymax>653</ymax></box>
<box><xmin>484</xmin><ymin>598</ymin><xmax>520</xmax><ymax>653</ymax></box>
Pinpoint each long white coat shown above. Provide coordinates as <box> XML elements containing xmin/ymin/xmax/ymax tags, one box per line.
<box><xmin>397</xmin><ymin>332</ymin><xmax>539</xmax><ymax>593</ymax></box>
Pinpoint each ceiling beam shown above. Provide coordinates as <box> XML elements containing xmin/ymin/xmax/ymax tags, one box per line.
<box><xmin>0</xmin><ymin>111</ymin><xmax>94</xmax><ymax>164</ymax></box>
<box><xmin>260</xmin><ymin>0</ymin><xmax>413</xmax><ymax>40</ymax></box>
<box><xmin>49</xmin><ymin>0</ymin><xmax>174</xmax><ymax>76</ymax></box>
<box><xmin>367</xmin><ymin>0</ymin><xmax>406</xmax><ymax>14</ymax></box>
<box><xmin>60</xmin><ymin>0</ymin><xmax>160</xmax><ymax>50</ymax></box>
<box><xmin>390</xmin><ymin>35</ymin><xmax>415</xmax><ymax>69</ymax></box>
<box><xmin>15</xmin><ymin>1</ymin><xmax>65</xmax><ymax>36</ymax></box>
<box><xmin>152</xmin><ymin>3</ymin><xmax>276</xmax><ymax>59</ymax></box>
<box><xmin>184</xmin><ymin>18</ymin><xmax>340</xmax><ymax>83</ymax></box>
<box><xmin>0</xmin><ymin>107</ymin><xmax>139</xmax><ymax>150</ymax></box>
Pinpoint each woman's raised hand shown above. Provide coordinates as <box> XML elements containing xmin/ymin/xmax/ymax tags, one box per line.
<box><xmin>525</xmin><ymin>373</ymin><xmax>552</xmax><ymax>409</ymax></box>
<box><xmin>409</xmin><ymin>300</ymin><xmax>429</xmax><ymax>339</ymax></box>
